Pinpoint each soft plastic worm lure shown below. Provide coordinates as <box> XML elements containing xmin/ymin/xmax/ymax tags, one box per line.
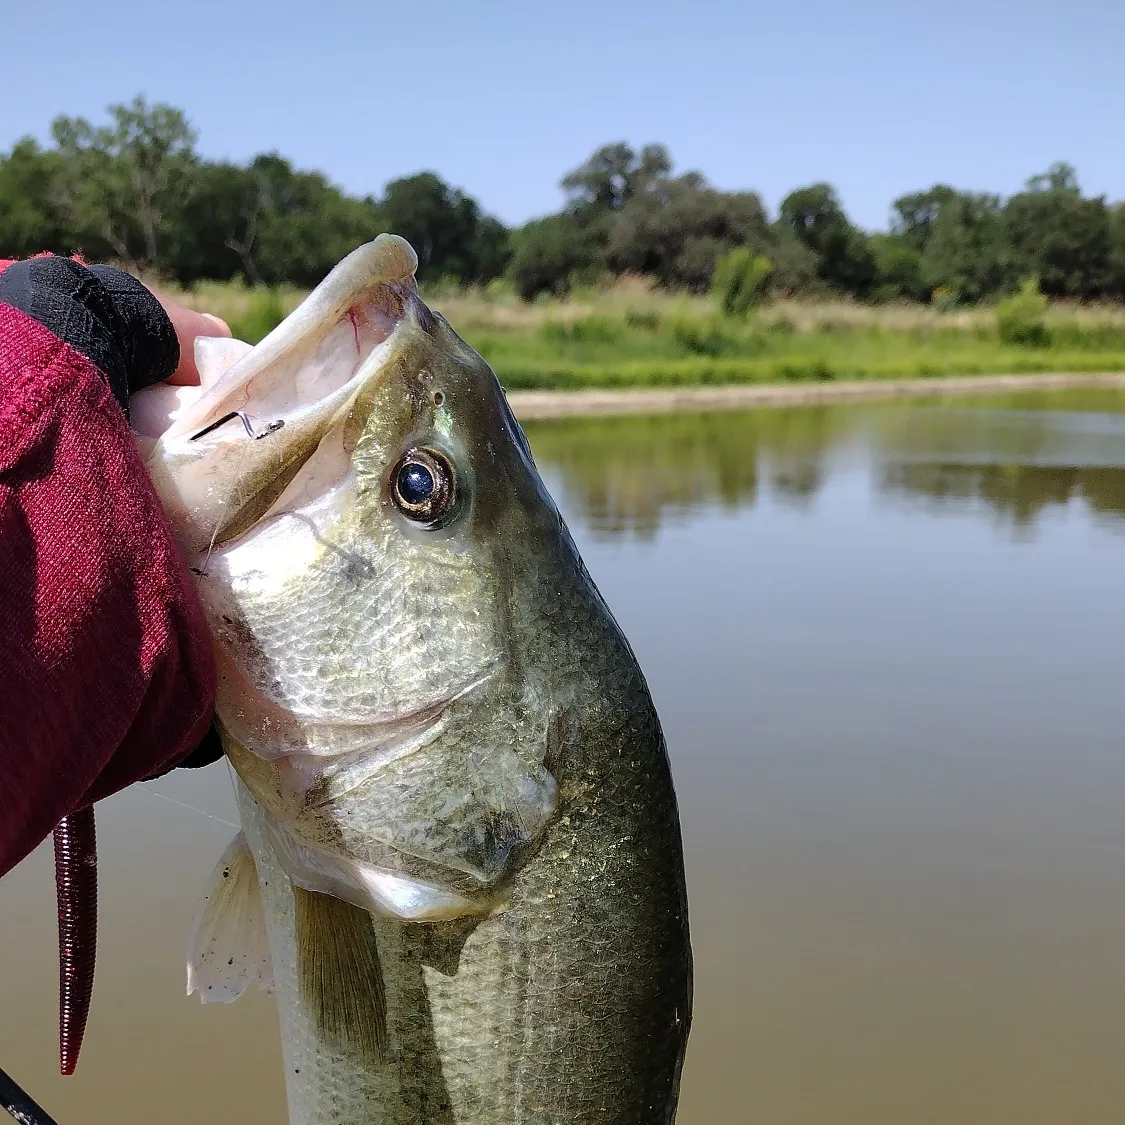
<box><xmin>52</xmin><ymin>808</ymin><xmax>97</xmax><ymax>1077</ymax></box>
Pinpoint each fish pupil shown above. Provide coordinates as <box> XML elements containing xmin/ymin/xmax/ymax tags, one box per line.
<box><xmin>398</xmin><ymin>462</ymin><xmax>435</xmax><ymax>505</ymax></box>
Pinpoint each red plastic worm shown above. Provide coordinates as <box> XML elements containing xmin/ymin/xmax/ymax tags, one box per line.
<box><xmin>52</xmin><ymin>807</ymin><xmax>98</xmax><ymax>1076</ymax></box>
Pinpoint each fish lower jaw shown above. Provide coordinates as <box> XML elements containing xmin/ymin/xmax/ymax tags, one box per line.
<box><xmin>263</xmin><ymin>811</ymin><xmax>493</xmax><ymax>922</ymax></box>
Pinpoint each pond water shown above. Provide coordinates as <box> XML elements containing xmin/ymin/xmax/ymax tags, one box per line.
<box><xmin>4</xmin><ymin>389</ymin><xmax>1125</xmax><ymax>1124</ymax></box>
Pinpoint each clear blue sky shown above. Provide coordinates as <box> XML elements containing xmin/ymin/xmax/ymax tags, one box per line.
<box><xmin>2</xmin><ymin>0</ymin><xmax>1122</xmax><ymax>232</ymax></box>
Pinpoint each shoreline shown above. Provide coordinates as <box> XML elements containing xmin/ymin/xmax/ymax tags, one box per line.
<box><xmin>506</xmin><ymin>372</ymin><xmax>1125</xmax><ymax>420</ymax></box>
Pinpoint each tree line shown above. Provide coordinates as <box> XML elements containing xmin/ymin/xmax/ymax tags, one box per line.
<box><xmin>3</xmin><ymin>96</ymin><xmax>1124</xmax><ymax>304</ymax></box>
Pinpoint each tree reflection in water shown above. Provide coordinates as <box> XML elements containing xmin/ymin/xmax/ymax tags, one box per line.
<box><xmin>524</xmin><ymin>392</ymin><xmax>1125</xmax><ymax>539</ymax></box>
<box><xmin>879</xmin><ymin>463</ymin><xmax>1125</xmax><ymax>529</ymax></box>
<box><xmin>523</xmin><ymin>406</ymin><xmax>848</xmax><ymax>537</ymax></box>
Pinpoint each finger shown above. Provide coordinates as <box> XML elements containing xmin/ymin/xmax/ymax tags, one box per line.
<box><xmin>159</xmin><ymin>302</ymin><xmax>232</xmax><ymax>385</ymax></box>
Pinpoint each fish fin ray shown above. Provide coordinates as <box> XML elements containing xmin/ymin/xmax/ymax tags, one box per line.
<box><xmin>186</xmin><ymin>832</ymin><xmax>274</xmax><ymax>1003</ymax></box>
<box><xmin>294</xmin><ymin>886</ymin><xmax>387</xmax><ymax>1063</ymax></box>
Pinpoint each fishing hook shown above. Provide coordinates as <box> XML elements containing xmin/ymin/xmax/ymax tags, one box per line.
<box><xmin>0</xmin><ymin>1064</ymin><xmax>60</xmax><ymax>1125</ymax></box>
<box><xmin>189</xmin><ymin>411</ymin><xmax>284</xmax><ymax>442</ymax></box>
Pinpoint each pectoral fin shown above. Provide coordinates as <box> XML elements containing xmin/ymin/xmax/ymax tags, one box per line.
<box><xmin>187</xmin><ymin>832</ymin><xmax>274</xmax><ymax>1003</ymax></box>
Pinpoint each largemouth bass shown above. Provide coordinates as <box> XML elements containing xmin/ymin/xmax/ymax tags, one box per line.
<box><xmin>131</xmin><ymin>236</ymin><xmax>692</xmax><ymax>1124</ymax></box>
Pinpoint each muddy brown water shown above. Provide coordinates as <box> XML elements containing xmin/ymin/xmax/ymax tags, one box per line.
<box><xmin>4</xmin><ymin>389</ymin><xmax>1125</xmax><ymax>1124</ymax></box>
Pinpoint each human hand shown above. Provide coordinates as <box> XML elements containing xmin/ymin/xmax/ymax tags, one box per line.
<box><xmin>0</xmin><ymin>254</ymin><xmax>228</xmax><ymax>773</ymax></box>
<box><xmin>126</xmin><ymin>285</ymin><xmax>232</xmax><ymax>386</ymax></box>
<box><xmin>140</xmin><ymin>291</ymin><xmax>230</xmax><ymax>771</ymax></box>
<box><xmin>0</xmin><ymin>256</ymin><xmax>232</xmax><ymax>403</ymax></box>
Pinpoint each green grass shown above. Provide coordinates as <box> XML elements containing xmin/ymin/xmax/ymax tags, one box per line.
<box><xmin>154</xmin><ymin>278</ymin><xmax>305</xmax><ymax>343</ymax></box>
<box><xmin>158</xmin><ymin>276</ymin><xmax>1125</xmax><ymax>390</ymax></box>
<box><xmin>467</xmin><ymin>309</ymin><xmax>1125</xmax><ymax>388</ymax></box>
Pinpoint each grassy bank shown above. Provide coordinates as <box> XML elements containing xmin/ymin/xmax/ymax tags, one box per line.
<box><xmin>156</xmin><ymin>276</ymin><xmax>1125</xmax><ymax>389</ymax></box>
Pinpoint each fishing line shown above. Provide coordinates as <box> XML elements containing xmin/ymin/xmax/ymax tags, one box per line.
<box><xmin>0</xmin><ymin>1064</ymin><xmax>60</xmax><ymax>1125</ymax></box>
<box><xmin>137</xmin><ymin>784</ymin><xmax>240</xmax><ymax>830</ymax></box>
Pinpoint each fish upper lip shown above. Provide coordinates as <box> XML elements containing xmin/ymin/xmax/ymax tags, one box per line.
<box><xmin>159</xmin><ymin>239</ymin><xmax>417</xmax><ymax>446</ymax></box>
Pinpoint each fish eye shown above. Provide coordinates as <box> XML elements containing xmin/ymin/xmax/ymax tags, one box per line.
<box><xmin>390</xmin><ymin>447</ymin><xmax>457</xmax><ymax>525</ymax></box>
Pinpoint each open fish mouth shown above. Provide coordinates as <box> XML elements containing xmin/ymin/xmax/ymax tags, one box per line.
<box><xmin>129</xmin><ymin>235</ymin><xmax>422</xmax><ymax>557</ymax></box>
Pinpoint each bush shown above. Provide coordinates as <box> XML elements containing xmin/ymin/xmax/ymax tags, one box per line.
<box><xmin>421</xmin><ymin>274</ymin><xmax>462</xmax><ymax>300</ymax></box>
<box><xmin>483</xmin><ymin>276</ymin><xmax>515</xmax><ymax>300</ymax></box>
<box><xmin>996</xmin><ymin>278</ymin><xmax>1050</xmax><ymax>347</ymax></box>
<box><xmin>871</xmin><ymin>235</ymin><xmax>928</xmax><ymax>302</ymax></box>
<box><xmin>507</xmin><ymin>215</ymin><xmax>601</xmax><ymax>300</ymax></box>
<box><xmin>625</xmin><ymin>308</ymin><xmax>661</xmax><ymax>331</ymax></box>
<box><xmin>711</xmin><ymin>248</ymin><xmax>773</xmax><ymax>317</ymax></box>
<box><xmin>671</xmin><ymin>318</ymin><xmax>736</xmax><ymax>357</ymax></box>
<box><xmin>1048</xmin><ymin>320</ymin><xmax>1125</xmax><ymax>351</ymax></box>
<box><xmin>538</xmin><ymin>315</ymin><xmax>623</xmax><ymax>345</ymax></box>
<box><xmin>930</xmin><ymin>285</ymin><xmax>958</xmax><ymax>311</ymax></box>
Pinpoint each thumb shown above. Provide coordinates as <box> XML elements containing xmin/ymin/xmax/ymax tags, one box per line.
<box><xmin>158</xmin><ymin>302</ymin><xmax>233</xmax><ymax>385</ymax></box>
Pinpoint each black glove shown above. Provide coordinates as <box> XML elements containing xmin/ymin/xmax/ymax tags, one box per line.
<box><xmin>0</xmin><ymin>254</ymin><xmax>223</xmax><ymax>771</ymax></box>
<box><xmin>0</xmin><ymin>256</ymin><xmax>179</xmax><ymax>408</ymax></box>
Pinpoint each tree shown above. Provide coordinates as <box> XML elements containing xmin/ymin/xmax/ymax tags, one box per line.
<box><xmin>1108</xmin><ymin>203</ymin><xmax>1125</xmax><ymax>297</ymax></box>
<box><xmin>870</xmin><ymin>233</ymin><xmax>928</xmax><ymax>301</ymax></box>
<box><xmin>891</xmin><ymin>185</ymin><xmax>958</xmax><ymax>252</ymax></box>
<box><xmin>1026</xmin><ymin>161</ymin><xmax>1079</xmax><ymax>194</ymax></box>
<box><xmin>171</xmin><ymin>160</ymin><xmax>261</xmax><ymax>283</ymax></box>
<box><xmin>13</xmin><ymin>95</ymin><xmax>1125</xmax><ymax>308</ymax></box>
<box><xmin>467</xmin><ymin>215</ymin><xmax>512</xmax><ymax>285</ymax></box>
<box><xmin>921</xmin><ymin>192</ymin><xmax>1011</xmax><ymax>303</ymax></box>
<box><xmin>382</xmin><ymin>172</ymin><xmax>507</xmax><ymax>284</ymax></box>
<box><xmin>779</xmin><ymin>183</ymin><xmax>876</xmax><ymax>295</ymax></box>
<box><xmin>50</xmin><ymin>96</ymin><xmax>198</xmax><ymax>271</ymax></box>
<box><xmin>507</xmin><ymin>215</ymin><xmax>601</xmax><ymax>299</ymax></box>
<box><xmin>1003</xmin><ymin>165</ymin><xmax>1112</xmax><ymax>298</ymax></box>
<box><xmin>561</xmin><ymin>142</ymin><xmax>672</xmax><ymax>215</ymax></box>
<box><xmin>0</xmin><ymin>96</ymin><xmax>507</xmax><ymax>288</ymax></box>
<box><xmin>766</xmin><ymin>229</ymin><xmax>821</xmax><ymax>295</ymax></box>
<box><xmin>0</xmin><ymin>139</ymin><xmax>66</xmax><ymax>258</ymax></box>
<box><xmin>608</xmin><ymin>175</ymin><xmax>771</xmax><ymax>290</ymax></box>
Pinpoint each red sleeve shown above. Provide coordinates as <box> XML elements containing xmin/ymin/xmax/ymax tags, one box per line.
<box><xmin>0</xmin><ymin>298</ymin><xmax>217</xmax><ymax>877</ymax></box>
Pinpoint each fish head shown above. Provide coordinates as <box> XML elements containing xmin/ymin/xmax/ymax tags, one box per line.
<box><xmin>134</xmin><ymin>237</ymin><xmax>618</xmax><ymax>923</ymax></box>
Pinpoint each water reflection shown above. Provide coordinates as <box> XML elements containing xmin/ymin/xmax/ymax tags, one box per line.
<box><xmin>526</xmin><ymin>394</ymin><xmax>1125</xmax><ymax>535</ymax></box>
<box><xmin>874</xmin><ymin>400</ymin><xmax>1125</xmax><ymax>528</ymax></box>
<box><xmin>880</xmin><ymin>462</ymin><xmax>1125</xmax><ymax>528</ymax></box>
<box><xmin>524</xmin><ymin>407</ymin><xmax>848</xmax><ymax>536</ymax></box>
